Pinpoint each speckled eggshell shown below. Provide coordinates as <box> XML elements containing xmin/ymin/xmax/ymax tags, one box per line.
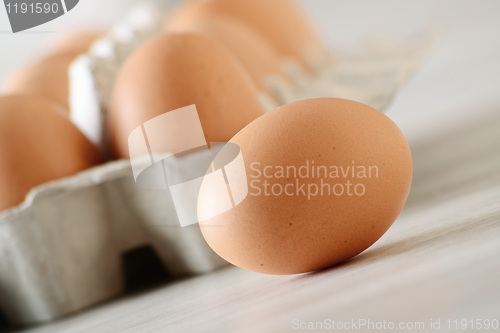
<box><xmin>198</xmin><ymin>98</ymin><xmax>413</xmax><ymax>275</ymax></box>
<box><xmin>109</xmin><ymin>33</ymin><xmax>264</xmax><ymax>159</ymax></box>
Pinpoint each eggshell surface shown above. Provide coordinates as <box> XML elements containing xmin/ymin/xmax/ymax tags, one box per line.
<box><xmin>0</xmin><ymin>96</ymin><xmax>103</xmax><ymax>212</ymax></box>
<box><xmin>2</xmin><ymin>54</ymin><xmax>77</xmax><ymax>110</ymax></box>
<box><xmin>198</xmin><ymin>98</ymin><xmax>413</xmax><ymax>275</ymax></box>
<box><xmin>171</xmin><ymin>0</ymin><xmax>327</xmax><ymax>69</ymax></box>
<box><xmin>44</xmin><ymin>30</ymin><xmax>103</xmax><ymax>58</ymax></box>
<box><xmin>2</xmin><ymin>31</ymin><xmax>101</xmax><ymax>111</ymax></box>
<box><xmin>109</xmin><ymin>33</ymin><xmax>264</xmax><ymax>159</ymax></box>
<box><xmin>167</xmin><ymin>14</ymin><xmax>286</xmax><ymax>92</ymax></box>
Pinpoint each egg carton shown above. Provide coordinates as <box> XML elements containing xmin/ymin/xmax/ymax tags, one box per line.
<box><xmin>0</xmin><ymin>0</ymin><xmax>434</xmax><ymax>328</ymax></box>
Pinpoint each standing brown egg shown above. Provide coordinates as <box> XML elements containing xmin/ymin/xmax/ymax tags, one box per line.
<box><xmin>109</xmin><ymin>33</ymin><xmax>264</xmax><ymax>159</ymax></box>
<box><xmin>198</xmin><ymin>98</ymin><xmax>413</xmax><ymax>275</ymax></box>
<box><xmin>0</xmin><ymin>95</ymin><xmax>103</xmax><ymax>212</ymax></box>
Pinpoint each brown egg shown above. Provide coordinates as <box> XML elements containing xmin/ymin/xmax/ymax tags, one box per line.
<box><xmin>2</xmin><ymin>31</ymin><xmax>101</xmax><ymax>111</ymax></box>
<box><xmin>2</xmin><ymin>54</ymin><xmax>77</xmax><ymax>110</ymax></box>
<box><xmin>167</xmin><ymin>12</ymin><xmax>287</xmax><ymax>92</ymax></box>
<box><xmin>198</xmin><ymin>98</ymin><xmax>413</xmax><ymax>275</ymax></box>
<box><xmin>171</xmin><ymin>0</ymin><xmax>327</xmax><ymax>69</ymax></box>
<box><xmin>44</xmin><ymin>30</ymin><xmax>103</xmax><ymax>58</ymax></box>
<box><xmin>0</xmin><ymin>95</ymin><xmax>103</xmax><ymax>212</ymax></box>
<box><xmin>109</xmin><ymin>33</ymin><xmax>265</xmax><ymax>159</ymax></box>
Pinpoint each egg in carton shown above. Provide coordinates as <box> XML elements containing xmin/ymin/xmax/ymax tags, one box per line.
<box><xmin>0</xmin><ymin>2</ymin><xmax>225</xmax><ymax>328</ymax></box>
<box><xmin>0</xmin><ymin>0</ymin><xmax>434</xmax><ymax>328</ymax></box>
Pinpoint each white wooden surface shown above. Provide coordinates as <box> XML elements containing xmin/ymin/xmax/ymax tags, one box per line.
<box><xmin>2</xmin><ymin>1</ymin><xmax>499</xmax><ymax>332</ymax></box>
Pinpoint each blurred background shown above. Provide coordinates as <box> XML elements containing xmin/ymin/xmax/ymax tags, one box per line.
<box><xmin>1</xmin><ymin>0</ymin><xmax>499</xmax><ymax>140</ymax></box>
<box><xmin>3</xmin><ymin>0</ymin><xmax>499</xmax><ymax>202</ymax></box>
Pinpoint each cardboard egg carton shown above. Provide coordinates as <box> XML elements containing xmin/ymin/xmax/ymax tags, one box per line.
<box><xmin>0</xmin><ymin>0</ymin><xmax>434</xmax><ymax>328</ymax></box>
